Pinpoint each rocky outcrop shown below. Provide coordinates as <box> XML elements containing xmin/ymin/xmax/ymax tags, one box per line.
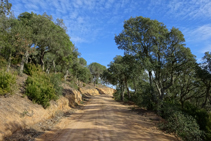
<box><xmin>62</xmin><ymin>83</ymin><xmax>82</xmax><ymax>107</ymax></box>
<box><xmin>79</xmin><ymin>87</ymin><xmax>100</xmax><ymax>95</ymax></box>
<box><xmin>96</xmin><ymin>87</ymin><xmax>116</xmax><ymax>95</ymax></box>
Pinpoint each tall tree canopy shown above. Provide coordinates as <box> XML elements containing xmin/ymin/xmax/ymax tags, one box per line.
<box><xmin>88</xmin><ymin>62</ymin><xmax>106</xmax><ymax>86</ymax></box>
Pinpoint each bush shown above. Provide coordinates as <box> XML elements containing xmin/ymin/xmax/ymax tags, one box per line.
<box><xmin>0</xmin><ymin>57</ymin><xmax>7</xmax><ymax>68</ymax></box>
<box><xmin>0</xmin><ymin>70</ymin><xmax>16</xmax><ymax>95</ymax></box>
<box><xmin>113</xmin><ymin>89</ymin><xmax>121</xmax><ymax>101</ymax></box>
<box><xmin>49</xmin><ymin>74</ymin><xmax>63</xmax><ymax>96</ymax></box>
<box><xmin>83</xmin><ymin>83</ymin><xmax>86</xmax><ymax>87</ymax></box>
<box><xmin>159</xmin><ymin>111</ymin><xmax>203</xmax><ymax>141</ymax></box>
<box><xmin>159</xmin><ymin>99</ymin><xmax>181</xmax><ymax>119</ymax></box>
<box><xmin>182</xmin><ymin>102</ymin><xmax>211</xmax><ymax>140</ymax></box>
<box><xmin>25</xmin><ymin>72</ymin><xmax>57</xmax><ymax>108</ymax></box>
<box><xmin>205</xmin><ymin>113</ymin><xmax>211</xmax><ymax>141</ymax></box>
<box><xmin>23</xmin><ymin>63</ymin><xmax>41</xmax><ymax>76</ymax></box>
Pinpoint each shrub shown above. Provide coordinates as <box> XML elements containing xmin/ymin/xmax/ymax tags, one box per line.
<box><xmin>49</xmin><ymin>74</ymin><xmax>63</xmax><ymax>96</ymax></box>
<box><xmin>25</xmin><ymin>72</ymin><xmax>57</xmax><ymax>108</ymax></box>
<box><xmin>0</xmin><ymin>57</ymin><xmax>7</xmax><ymax>68</ymax></box>
<box><xmin>83</xmin><ymin>83</ymin><xmax>86</xmax><ymax>87</ymax></box>
<box><xmin>159</xmin><ymin>111</ymin><xmax>203</xmax><ymax>141</ymax></box>
<box><xmin>205</xmin><ymin>113</ymin><xmax>211</xmax><ymax>141</ymax></box>
<box><xmin>23</xmin><ymin>63</ymin><xmax>41</xmax><ymax>76</ymax></box>
<box><xmin>113</xmin><ymin>89</ymin><xmax>121</xmax><ymax>101</ymax></box>
<box><xmin>182</xmin><ymin>102</ymin><xmax>211</xmax><ymax>140</ymax></box>
<box><xmin>0</xmin><ymin>70</ymin><xmax>16</xmax><ymax>95</ymax></box>
<box><xmin>159</xmin><ymin>99</ymin><xmax>181</xmax><ymax>119</ymax></box>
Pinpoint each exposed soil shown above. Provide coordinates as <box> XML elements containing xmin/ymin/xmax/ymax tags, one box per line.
<box><xmin>3</xmin><ymin>94</ymin><xmax>92</xmax><ymax>141</ymax></box>
<box><xmin>34</xmin><ymin>94</ymin><xmax>178</xmax><ymax>141</ymax></box>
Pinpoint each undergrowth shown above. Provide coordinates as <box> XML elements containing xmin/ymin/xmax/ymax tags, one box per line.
<box><xmin>0</xmin><ymin>70</ymin><xmax>16</xmax><ymax>95</ymax></box>
<box><xmin>25</xmin><ymin>71</ymin><xmax>63</xmax><ymax>108</ymax></box>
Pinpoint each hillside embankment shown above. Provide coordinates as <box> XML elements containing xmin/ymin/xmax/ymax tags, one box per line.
<box><xmin>0</xmin><ymin>76</ymin><xmax>115</xmax><ymax>141</ymax></box>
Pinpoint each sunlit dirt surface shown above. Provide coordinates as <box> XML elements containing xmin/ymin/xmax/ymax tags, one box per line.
<box><xmin>35</xmin><ymin>94</ymin><xmax>178</xmax><ymax>141</ymax></box>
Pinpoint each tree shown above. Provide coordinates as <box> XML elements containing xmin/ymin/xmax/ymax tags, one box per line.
<box><xmin>88</xmin><ymin>62</ymin><xmax>106</xmax><ymax>86</ymax></box>
<box><xmin>115</xmin><ymin>16</ymin><xmax>168</xmax><ymax>101</ymax></box>
<box><xmin>18</xmin><ymin>12</ymin><xmax>73</xmax><ymax>71</ymax></box>
<box><xmin>78</xmin><ymin>57</ymin><xmax>87</xmax><ymax>67</ymax></box>
<box><xmin>196</xmin><ymin>52</ymin><xmax>211</xmax><ymax>108</ymax></box>
<box><xmin>0</xmin><ymin>0</ymin><xmax>12</xmax><ymax>16</ymax></box>
<box><xmin>115</xmin><ymin>16</ymin><xmax>196</xmax><ymax>104</ymax></box>
<box><xmin>12</xmin><ymin>20</ymin><xmax>35</xmax><ymax>75</ymax></box>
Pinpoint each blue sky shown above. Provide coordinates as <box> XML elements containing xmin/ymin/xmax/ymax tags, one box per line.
<box><xmin>10</xmin><ymin>0</ymin><xmax>211</xmax><ymax>66</ymax></box>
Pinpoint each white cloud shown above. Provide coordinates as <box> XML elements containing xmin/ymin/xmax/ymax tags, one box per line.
<box><xmin>24</xmin><ymin>3</ymin><xmax>39</xmax><ymax>10</ymax></box>
<box><xmin>184</xmin><ymin>24</ymin><xmax>211</xmax><ymax>42</ymax></box>
<box><xmin>71</xmin><ymin>37</ymin><xmax>87</xmax><ymax>43</ymax></box>
<box><xmin>10</xmin><ymin>0</ymin><xmax>211</xmax><ymax>53</ymax></box>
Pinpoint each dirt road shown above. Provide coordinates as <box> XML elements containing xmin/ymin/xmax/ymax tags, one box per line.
<box><xmin>35</xmin><ymin>94</ymin><xmax>177</xmax><ymax>141</ymax></box>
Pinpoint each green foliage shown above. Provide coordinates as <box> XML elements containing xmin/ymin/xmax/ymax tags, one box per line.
<box><xmin>23</xmin><ymin>63</ymin><xmax>41</xmax><ymax>76</ymax></box>
<box><xmin>113</xmin><ymin>90</ymin><xmax>121</xmax><ymax>101</ymax></box>
<box><xmin>83</xmin><ymin>83</ymin><xmax>86</xmax><ymax>87</ymax></box>
<box><xmin>159</xmin><ymin>111</ymin><xmax>203</xmax><ymax>141</ymax></box>
<box><xmin>205</xmin><ymin>113</ymin><xmax>211</xmax><ymax>141</ymax></box>
<box><xmin>77</xmin><ymin>67</ymin><xmax>92</xmax><ymax>83</ymax></box>
<box><xmin>88</xmin><ymin>62</ymin><xmax>106</xmax><ymax>85</ymax></box>
<box><xmin>0</xmin><ymin>70</ymin><xmax>16</xmax><ymax>95</ymax></box>
<box><xmin>159</xmin><ymin>99</ymin><xmax>181</xmax><ymax>119</ymax></box>
<box><xmin>78</xmin><ymin>57</ymin><xmax>87</xmax><ymax>67</ymax></box>
<box><xmin>182</xmin><ymin>102</ymin><xmax>211</xmax><ymax>140</ymax></box>
<box><xmin>0</xmin><ymin>56</ymin><xmax>7</xmax><ymax>68</ymax></box>
<box><xmin>25</xmin><ymin>72</ymin><xmax>57</xmax><ymax>108</ymax></box>
<box><xmin>49</xmin><ymin>73</ymin><xmax>63</xmax><ymax>96</ymax></box>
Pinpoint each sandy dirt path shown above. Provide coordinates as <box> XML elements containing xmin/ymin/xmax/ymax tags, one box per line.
<box><xmin>35</xmin><ymin>94</ymin><xmax>178</xmax><ymax>141</ymax></box>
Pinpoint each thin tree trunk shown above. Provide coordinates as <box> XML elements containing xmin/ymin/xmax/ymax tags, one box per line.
<box><xmin>124</xmin><ymin>78</ymin><xmax>130</xmax><ymax>99</ymax></box>
<box><xmin>53</xmin><ymin>60</ymin><xmax>56</xmax><ymax>74</ymax></box>
<box><xmin>19</xmin><ymin>55</ymin><xmax>25</xmax><ymax>76</ymax></box>
<box><xmin>6</xmin><ymin>53</ymin><xmax>11</xmax><ymax>72</ymax></box>
<box><xmin>46</xmin><ymin>67</ymin><xmax>50</xmax><ymax>74</ymax></box>
<box><xmin>202</xmin><ymin>85</ymin><xmax>210</xmax><ymax>108</ymax></box>
<box><xmin>25</xmin><ymin>50</ymin><xmax>29</xmax><ymax>64</ymax></box>
<box><xmin>41</xmin><ymin>59</ymin><xmax>45</xmax><ymax>71</ymax></box>
<box><xmin>133</xmin><ymin>79</ymin><xmax>137</xmax><ymax>95</ymax></box>
<box><xmin>149</xmin><ymin>71</ymin><xmax>155</xmax><ymax>100</ymax></box>
<box><xmin>64</xmin><ymin>69</ymin><xmax>68</xmax><ymax>81</ymax></box>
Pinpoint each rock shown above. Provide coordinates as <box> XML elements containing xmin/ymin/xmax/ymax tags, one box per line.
<box><xmin>79</xmin><ymin>87</ymin><xmax>100</xmax><ymax>95</ymax></box>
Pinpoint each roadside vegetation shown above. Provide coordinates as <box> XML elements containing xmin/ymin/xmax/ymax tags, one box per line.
<box><xmin>0</xmin><ymin>1</ymin><xmax>106</xmax><ymax>108</ymax></box>
<box><xmin>102</xmin><ymin>16</ymin><xmax>211</xmax><ymax>141</ymax></box>
<box><xmin>1</xmin><ymin>1</ymin><xmax>211</xmax><ymax>140</ymax></box>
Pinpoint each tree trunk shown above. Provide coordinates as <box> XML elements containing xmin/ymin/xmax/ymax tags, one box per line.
<box><xmin>40</xmin><ymin>49</ymin><xmax>45</xmax><ymax>71</ymax></box>
<box><xmin>41</xmin><ymin>59</ymin><xmax>45</xmax><ymax>71</ymax></box>
<box><xmin>19</xmin><ymin>55</ymin><xmax>25</xmax><ymax>76</ymax></box>
<box><xmin>149</xmin><ymin>71</ymin><xmax>154</xmax><ymax>100</ymax></box>
<box><xmin>46</xmin><ymin>67</ymin><xmax>50</xmax><ymax>74</ymax></box>
<box><xmin>53</xmin><ymin>60</ymin><xmax>56</xmax><ymax>74</ymax></box>
<box><xmin>64</xmin><ymin>69</ymin><xmax>68</xmax><ymax>81</ymax></box>
<box><xmin>133</xmin><ymin>79</ymin><xmax>137</xmax><ymax>95</ymax></box>
<box><xmin>202</xmin><ymin>85</ymin><xmax>210</xmax><ymax>108</ymax></box>
<box><xmin>124</xmin><ymin>78</ymin><xmax>130</xmax><ymax>99</ymax></box>
<box><xmin>120</xmin><ymin>82</ymin><xmax>125</xmax><ymax>101</ymax></box>
<box><xmin>6</xmin><ymin>53</ymin><xmax>11</xmax><ymax>72</ymax></box>
<box><xmin>25</xmin><ymin>50</ymin><xmax>29</xmax><ymax>64</ymax></box>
